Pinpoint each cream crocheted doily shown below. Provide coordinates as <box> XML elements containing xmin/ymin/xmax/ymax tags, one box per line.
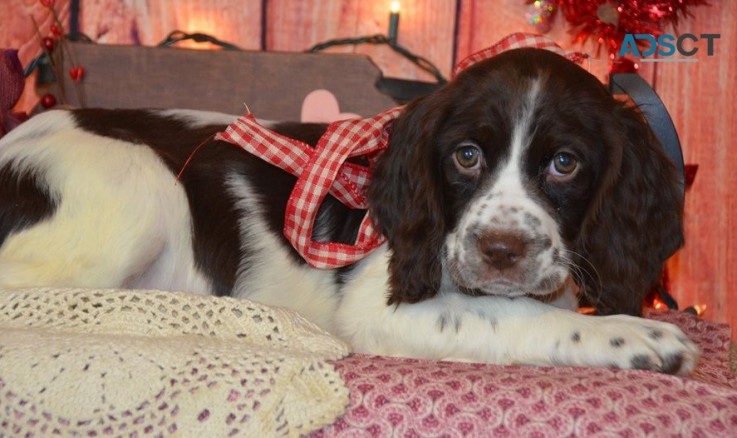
<box><xmin>0</xmin><ymin>288</ymin><xmax>350</xmax><ymax>437</ymax></box>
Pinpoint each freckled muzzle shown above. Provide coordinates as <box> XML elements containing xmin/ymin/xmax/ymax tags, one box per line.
<box><xmin>444</xmin><ymin>202</ymin><xmax>568</xmax><ymax>297</ymax></box>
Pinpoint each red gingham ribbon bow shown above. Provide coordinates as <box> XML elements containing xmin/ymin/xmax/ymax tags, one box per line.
<box><xmin>215</xmin><ymin>33</ymin><xmax>585</xmax><ymax>268</ymax></box>
<box><xmin>453</xmin><ymin>33</ymin><xmax>588</xmax><ymax>77</ymax></box>
<box><xmin>216</xmin><ymin>107</ymin><xmax>402</xmax><ymax>268</ymax></box>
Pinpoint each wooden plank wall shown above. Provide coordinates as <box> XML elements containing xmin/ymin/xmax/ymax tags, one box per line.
<box><xmin>2</xmin><ymin>0</ymin><xmax>735</xmax><ymax>334</ymax></box>
<box><xmin>653</xmin><ymin>2</ymin><xmax>737</xmax><ymax>329</ymax></box>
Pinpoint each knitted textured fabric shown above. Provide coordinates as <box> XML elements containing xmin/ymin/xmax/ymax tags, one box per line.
<box><xmin>0</xmin><ymin>288</ymin><xmax>350</xmax><ymax>437</ymax></box>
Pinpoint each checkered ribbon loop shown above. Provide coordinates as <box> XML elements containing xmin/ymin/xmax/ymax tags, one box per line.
<box><xmin>453</xmin><ymin>32</ymin><xmax>588</xmax><ymax>77</ymax></box>
<box><xmin>215</xmin><ymin>33</ymin><xmax>587</xmax><ymax>268</ymax></box>
<box><xmin>215</xmin><ymin>107</ymin><xmax>402</xmax><ymax>268</ymax></box>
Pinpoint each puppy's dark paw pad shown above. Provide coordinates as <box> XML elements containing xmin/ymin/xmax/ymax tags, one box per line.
<box><xmin>630</xmin><ymin>353</ymin><xmax>658</xmax><ymax>371</ymax></box>
<box><xmin>659</xmin><ymin>353</ymin><xmax>685</xmax><ymax>375</ymax></box>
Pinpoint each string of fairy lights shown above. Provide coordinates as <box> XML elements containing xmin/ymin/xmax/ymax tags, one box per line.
<box><xmin>27</xmin><ymin>0</ymin><xmax>447</xmax><ymax>107</ymax></box>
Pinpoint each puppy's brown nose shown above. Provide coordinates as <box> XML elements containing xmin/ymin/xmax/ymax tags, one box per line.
<box><xmin>479</xmin><ymin>231</ymin><xmax>527</xmax><ymax>271</ymax></box>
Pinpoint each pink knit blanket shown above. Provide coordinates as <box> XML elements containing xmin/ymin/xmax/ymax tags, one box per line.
<box><xmin>314</xmin><ymin>311</ymin><xmax>736</xmax><ymax>437</ymax></box>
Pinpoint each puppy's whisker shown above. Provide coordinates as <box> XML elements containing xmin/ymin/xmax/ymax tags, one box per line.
<box><xmin>561</xmin><ymin>249</ymin><xmax>600</xmax><ymax>284</ymax></box>
<box><xmin>561</xmin><ymin>248</ymin><xmax>603</xmax><ymax>309</ymax></box>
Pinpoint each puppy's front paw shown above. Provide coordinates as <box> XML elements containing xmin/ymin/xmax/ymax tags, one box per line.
<box><xmin>565</xmin><ymin>315</ymin><xmax>699</xmax><ymax>375</ymax></box>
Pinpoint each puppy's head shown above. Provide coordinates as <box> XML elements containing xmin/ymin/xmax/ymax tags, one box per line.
<box><xmin>368</xmin><ymin>48</ymin><xmax>683</xmax><ymax>314</ymax></box>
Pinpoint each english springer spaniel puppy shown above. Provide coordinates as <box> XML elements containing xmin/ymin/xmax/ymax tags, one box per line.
<box><xmin>0</xmin><ymin>48</ymin><xmax>698</xmax><ymax>374</ymax></box>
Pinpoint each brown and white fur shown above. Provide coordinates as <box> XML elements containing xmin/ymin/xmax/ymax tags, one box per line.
<box><xmin>0</xmin><ymin>49</ymin><xmax>698</xmax><ymax>373</ymax></box>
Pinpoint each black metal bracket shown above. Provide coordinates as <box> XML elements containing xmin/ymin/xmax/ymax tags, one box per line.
<box><xmin>609</xmin><ymin>73</ymin><xmax>685</xmax><ymax>196</ymax></box>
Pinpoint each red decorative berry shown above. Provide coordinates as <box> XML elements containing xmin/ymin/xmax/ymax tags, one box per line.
<box><xmin>40</xmin><ymin>0</ymin><xmax>55</xmax><ymax>7</ymax></box>
<box><xmin>41</xmin><ymin>36</ymin><xmax>55</xmax><ymax>52</ymax></box>
<box><xmin>68</xmin><ymin>65</ymin><xmax>85</xmax><ymax>82</ymax></box>
<box><xmin>50</xmin><ymin>24</ymin><xmax>62</xmax><ymax>37</ymax></box>
<box><xmin>41</xmin><ymin>93</ymin><xmax>57</xmax><ymax>108</ymax></box>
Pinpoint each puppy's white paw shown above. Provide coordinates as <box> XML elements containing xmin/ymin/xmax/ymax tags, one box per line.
<box><xmin>561</xmin><ymin>315</ymin><xmax>699</xmax><ymax>375</ymax></box>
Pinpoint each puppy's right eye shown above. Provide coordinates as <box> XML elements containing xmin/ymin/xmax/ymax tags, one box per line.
<box><xmin>547</xmin><ymin>151</ymin><xmax>579</xmax><ymax>181</ymax></box>
<box><xmin>454</xmin><ymin>144</ymin><xmax>482</xmax><ymax>170</ymax></box>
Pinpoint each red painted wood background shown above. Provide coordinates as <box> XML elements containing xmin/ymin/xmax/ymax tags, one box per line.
<box><xmin>2</xmin><ymin>0</ymin><xmax>735</xmax><ymax>334</ymax></box>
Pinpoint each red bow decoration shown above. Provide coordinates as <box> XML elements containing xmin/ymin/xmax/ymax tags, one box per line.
<box><xmin>216</xmin><ymin>107</ymin><xmax>401</xmax><ymax>268</ymax></box>
<box><xmin>453</xmin><ymin>33</ymin><xmax>588</xmax><ymax>77</ymax></box>
<box><xmin>216</xmin><ymin>33</ymin><xmax>587</xmax><ymax>268</ymax></box>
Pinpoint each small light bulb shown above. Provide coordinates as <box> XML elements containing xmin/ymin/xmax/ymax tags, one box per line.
<box><xmin>388</xmin><ymin>2</ymin><xmax>401</xmax><ymax>44</ymax></box>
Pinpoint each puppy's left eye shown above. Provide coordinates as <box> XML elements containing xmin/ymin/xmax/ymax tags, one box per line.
<box><xmin>547</xmin><ymin>152</ymin><xmax>579</xmax><ymax>180</ymax></box>
<box><xmin>454</xmin><ymin>144</ymin><xmax>482</xmax><ymax>170</ymax></box>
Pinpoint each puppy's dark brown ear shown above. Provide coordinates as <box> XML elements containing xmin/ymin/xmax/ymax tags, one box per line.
<box><xmin>368</xmin><ymin>95</ymin><xmax>447</xmax><ymax>305</ymax></box>
<box><xmin>574</xmin><ymin>104</ymin><xmax>684</xmax><ymax>315</ymax></box>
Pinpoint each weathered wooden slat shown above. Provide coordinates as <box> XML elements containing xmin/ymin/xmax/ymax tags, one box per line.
<box><xmin>52</xmin><ymin>42</ymin><xmax>396</xmax><ymax>120</ymax></box>
<box><xmin>454</xmin><ymin>0</ymin><xmax>656</xmax><ymax>83</ymax></box>
<box><xmin>266</xmin><ymin>0</ymin><xmax>456</xmax><ymax>82</ymax></box>
<box><xmin>77</xmin><ymin>0</ymin><xmax>262</xmax><ymax>49</ymax></box>
<box><xmin>653</xmin><ymin>1</ymin><xmax>737</xmax><ymax>329</ymax></box>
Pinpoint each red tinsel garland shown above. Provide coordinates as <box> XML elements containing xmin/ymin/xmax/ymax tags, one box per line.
<box><xmin>527</xmin><ymin>0</ymin><xmax>709</xmax><ymax>57</ymax></box>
